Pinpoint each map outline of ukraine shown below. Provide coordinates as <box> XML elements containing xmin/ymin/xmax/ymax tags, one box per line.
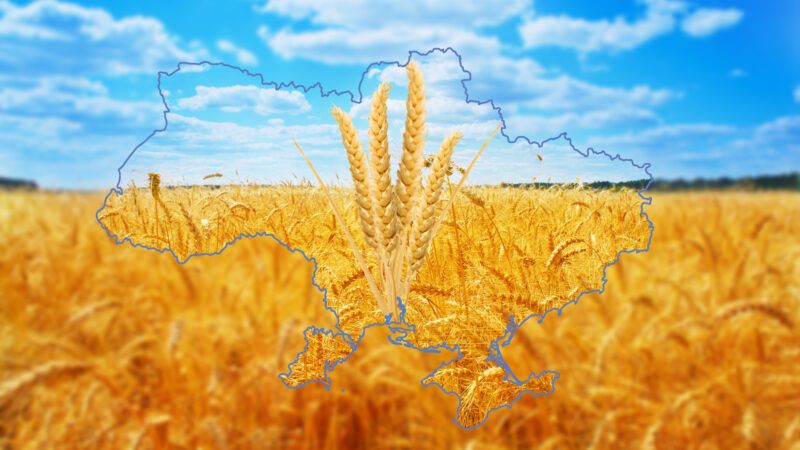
<box><xmin>96</xmin><ymin>47</ymin><xmax>655</xmax><ymax>430</ymax></box>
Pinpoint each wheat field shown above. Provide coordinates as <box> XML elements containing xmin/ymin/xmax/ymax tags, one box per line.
<box><xmin>2</xmin><ymin>189</ymin><xmax>799</xmax><ymax>449</ymax></box>
<box><xmin>98</xmin><ymin>181</ymin><xmax>651</xmax><ymax>428</ymax></box>
<box><xmin>90</xmin><ymin>61</ymin><xmax>658</xmax><ymax>431</ymax></box>
<box><xmin>92</xmin><ymin>61</ymin><xmax>658</xmax><ymax>430</ymax></box>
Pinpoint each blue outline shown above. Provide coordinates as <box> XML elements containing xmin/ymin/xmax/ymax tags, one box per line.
<box><xmin>95</xmin><ymin>47</ymin><xmax>655</xmax><ymax>430</ymax></box>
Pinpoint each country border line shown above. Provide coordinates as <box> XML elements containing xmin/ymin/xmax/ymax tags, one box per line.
<box><xmin>94</xmin><ymin>46</ymin><xmax>655</xmax><ymax>431</ymax></box>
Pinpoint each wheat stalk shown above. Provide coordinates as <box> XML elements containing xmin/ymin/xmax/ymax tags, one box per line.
<box><xmin>0</xmin><ymin>361</ymin><xmax>91</xmax><ymax>405</ymax></box>
<box><xmin>300</xmin><ymin>61</ymin><xmax>500</xmax><ymax>314</ymax></box>
<box><xmin>148</xmin><ymin>173</ymin><xmax>161</xmax><ymax>202</ymax></box>
<box><xmin>368</xmin><ymin>82</ymin><xmax>397</xmax><ymax>256</ymax></box>
<box><xmin>149</xmin><ymin>173</ymin><xmax>161</xmax><ymax>241</ymax></box>
<box><xmin>331</xmin><ymin>106</ymin><xmax>378</xmax><ymax>249</ymax></box>
<box><xmin>395</xmin><ymin>62</ymin><xmax>426</xmax><ymax>232</ymax></box>
<box><xmin>292</xmin><ymin>139</ymin><xmax>389</xmax><ymax>314</ymax></box>
<box><xmin>546</xmin><ymin>238</ymin><xmax>584</xmax><ymax>269</ymax></box>
<box><xmin>368</xmin><ymin>82</ymin><xmax>400</xmax><ymax>304</ymax></box>
<box><xmin>424</xmin><ymin>123</ymin><xmax>502</xmax><ymax>255</ymax></box>
<box><xmin>408</xmin><ymin>132</ymin><xmax>462</xmax><ymax>278</ymax></box>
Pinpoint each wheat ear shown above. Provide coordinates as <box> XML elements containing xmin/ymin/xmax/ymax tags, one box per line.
<box><xmin>395</xmin><ymin>61</ymin><xmax>426</xmax><ymax>232</ymax></box>
<box><xmin>331</xmin><ymin>106</ymin><xmax>377</xmax><ymax>249</ymax></box>
<box><xmin>408</xmin><ymin>132</ymin><xmax>462</xmax><ymax>277</ymax></box>
<box><xmin>148</xmin><ymin>173</ymin><xmax>161</xmax><ymax>201</ymax></box>
<box><xmin>293</xmin><ymin>139</ymin><xmax>391</xmax><ymax>315</ymax></box>
<box><xmin>148</xmin><ymin>172</ymin><xmax>161</xmax><ymax>241</ymax></box>
<box><xmin>424</xmin><ymin>123</ymin><xmax>503</xmax><ymax>262</ymax></box>
<box><xmin>368</xmin><ymin>82</ymin><xmax>397</xmax><ymax>255</ymax></box>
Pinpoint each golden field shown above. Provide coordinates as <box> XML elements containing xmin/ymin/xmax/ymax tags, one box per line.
<box><xmin>98</xmin><ymin>183</ymin><xmax>650</xmax><ymax>429</ymax></box>
<box><xmin>1</xmin><ymin>189</ymin><xmax>799</xmax><ymax>449</ymax></box>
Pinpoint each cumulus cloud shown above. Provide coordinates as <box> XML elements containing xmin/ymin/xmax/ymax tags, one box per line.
<box><xmin>263</xmin><ymin>24</ymin><xmax>502</xmax><ymax>65</ymax></box>
<box><xmin>0</xmin><ymin>0</ymin><xmax>205</xmax><ymax>76</ymax></box>
<box><xmin>519</xmin><ymin>0</ymin><xmax>686</xmax><ymax>53</ymax></box>
<box><xmin>260</xmin><ymin>24</ymin><xmax>675</xmax><ymax>143</ymax></box>
<box><xmin>681</xmin><ymin>8</ymin><xmax>743</xmax><ymax>37</ymax></box>
<box><xmin>176</xmin><ymin>85</ymin><xmax>311</xmax><ymax>115</ymax></box>
<box><xmin>257</xmin><ymin>0</ymin><xmax>529</xmax><ymax>28</ymax></box>
<box><xmin>503</xmin><ymin>108</ymin><xmax>661</xmax><ymax>139</ymax></box>
<box><xmin>121</xmin><ymin>113</ymin><xmax>343</xmax><ymax>186</ymax></box>
<box><xmin>506</xmin><ymin>75</ymin><xmax>676</xmax><ymax>112</ymax></box>
<box><xmin>749</xmin><ymin>115</ymin><xmax>800</xmax><ymax>150</ymax></box>
<box><xmin>519</xmin><ymin>1</ymin><xmax>743</xmax><ymax>54</ymax></box>
<box><xmin>0</xmin><ymin>76</ymin><xmax>161</xmax><ymax>131</ymax></box>
<box><xmin>590</xmin><ymin>123</ymin><xmax>736</xmax><ymax>148</ymax></box>
<box><xmin>257</xmin><ymin>0</ymin><xmax>521</xmax><ymax>97</ymax></box>
<box><xmin>0</xmin><ymin>1</ymin><xmax>205</xmax><ymax>187</ymax></box>
<box><xmin>588</xmin><ymin>118</ymin><xmax>799</xmax><ymax>177</ymax></box>
<box><xmin>348</xmin><ymin>53</ymin><xmax>675</xmax><ymax>146</ymax></box>
<box><xmin>217</xmin><ymin>39</ymin><xmax>258</xmax><ymax>65</ymax></box>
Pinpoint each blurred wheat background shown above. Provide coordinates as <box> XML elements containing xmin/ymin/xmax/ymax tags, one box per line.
<box><xmin>1</xmin><ymin>188</ymin><xmax>798</xmax><ymax>449</ymax></box>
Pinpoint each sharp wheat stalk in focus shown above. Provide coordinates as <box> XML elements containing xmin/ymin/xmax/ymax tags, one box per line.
<box><xmin>297</xmin><ymin>61</ymin><xmax>501</xmax><ymax>316</ymax></box>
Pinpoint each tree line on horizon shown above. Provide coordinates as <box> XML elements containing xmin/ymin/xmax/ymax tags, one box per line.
<box><xmin>1</xmin><ymin>172</ymin><xmax>798</xmax><ymax>192</ymax></box>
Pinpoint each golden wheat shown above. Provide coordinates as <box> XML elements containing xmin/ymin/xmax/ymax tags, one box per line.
<box><xmin>2</xmin><ymin>189</ymin><xmax>799</xmax><ymax>448</ymax></box>
<box><xmin>408</xmin><ymin>131</ymin><xmax>462</xmax><ymax>276</ymax></box>
<box><xmin>311</xmin><ymin>60</ymin><xmax>495</xmax><ymax>315</ymax></box>
<box><xmin>368</xmin><ymin>82</ymin><xmax>397</xmax><ymax>256</ymax></box>
<box><xmin>8</xmin><ymin>60</ymin><xmax>795</xmax><ymax>448</ymax></box>
<box><xmin>331</xmin><ymin>106</ymin><xmax>378</xmax><ymax>250</ymax></box>
<box><xmin>396</xmin><ymin>62</ymin><xmax>426</xmax><ymax>231</ymax></box>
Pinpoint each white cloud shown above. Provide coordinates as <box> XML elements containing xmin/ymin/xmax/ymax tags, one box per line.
<box><xmin>347</xmin><ymin>53</ymin><xmax>674</xmax><ymax>146</ymax></box>
<box><xmin>217</xmin><ymin>39</ymin><xmax>258</xmax><ymax>65</ymax></box>
<box><xmin>154</xmin><ymin>113</ymin><xmax>337</xmax><ymax>149</ymax></box>
<box><xmin>507</xmin><ymin>75</ymin><xmax>676</xmax><ymax>112</ymax></box>
<box><xmin>0</xmin><ymin>0</ymin><xmax>195</xmax><ymax>189</ymax></box>
<box><xmin>794</xmin><ymin>86</ymin><xmax>800</xmax><ymax>103</ymax></box>
<box><xmin>263</xmin><ymin>24</ymin><xmax>501</xmax><ymax>65</ymax></box>
<box><xmin>471</xmin><ymin>138</ymin><xmax>648</xmax><ymax>184</ymax></box>
<box><xmin>258</xmin><ymin>0</ymin><xmax>529</xmax><ymax>28</ymax></box>
<box><xmin>503</xmin><ymin>108</ymin><xmax>660</xmax><ymax>138</ymax></box>
<box><xmin>257</xmin><ymin>0</ymin><xmax>681</xmax><ymax>142</ymax></box>
<box><xmin>590</xmin><ymin>123</ymin><xmax>736</xmax><ymax>148</ymax></box>
<box><xmin>749</xmin><ymin>115</ymin><xmax>800</xmax><ymax>149</ymax></box>
<box><xmin>121</xmin><ymin>113</ymin><xmax>343</xmax><ymax>186</ymax></box>
<box><xmin>518</xmin><ymin>0</ymin><xmax>686</xmax><ymax>53</ymax></box>
<box><xmin>0</xmin><ymin>112</ymin><xmax>81</xmax><ymax>135</ymax></box>
<box><xmin>681</xmin><ymin>8</ymin><xmax>743</xmax><ymax>37</ymax></box>
<box><xmin>588</xmin><ymin>118</ymin><xmax>800</xmax><ymax>178</ymax></box>
<box><xmin>176</xmin><ymin>85</ymin><xmax>311</xmax><ymax>115</ymax></box>
<box><xmin>0</xmin><ymin>76</ymin><xmax>161</xmax><ymax>129</ymax></box>
<box><xmin>261</xmin><ymin>26</ymin><xmax>675</xmax><ymax>136</ymax></box>
<box><xmin>0</xmin><ymin>0</ymin><xmax>205</xmax><ymax>76</ymax></box>
<box><xmin>519</xmin><ymin>1</ymin><xmax>743</xmax><ymax>54</ymax></box>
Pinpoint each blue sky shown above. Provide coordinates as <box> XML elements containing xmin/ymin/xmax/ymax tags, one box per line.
<box><xmin>0</xmin><ymin>0</ymin><xmax>798</xmax><ymax>188</ymax></box>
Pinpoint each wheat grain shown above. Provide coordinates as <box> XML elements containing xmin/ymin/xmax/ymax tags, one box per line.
<box><xmin>179</xmin><ymin>203</ymin><xmax>202</xmax><ymax>249</ymax></box>
<box><xmin>331</xmin><ymin>106</ymin><xmax>377</xmax><ymax>249</ymax></box>
<box><xmin>461</xmin><ymin>189</ymin><xmax>486</xmax><ymax>207</ymax></box>
<box><xmin>716</xmin><ymin>301</ymin><xmax>794</xmax><ymax>329</ymax></box>
<box><xmin>148</xmin><ymin>173</ymin><xmax>161</xmax><ymax>201</ymax></box>
<box><xmin>546</xmin><ymin>238</ymin><xmax>584</xmax><ymax>269</ymax></box>
<box><xmin>293</xmin><ymin>139</ymin><xmax>389</xmax><ymax>315</ymax></box>
<box><xmin>368</xmin><ymin>82</ymin><xmax>398</xmax><ymax>255</ymax></box>
<box><xmin>8</xmin><ymin>186</ymin><xmax>798</xmax><ymax>447</ymax></box>
<box><xmin>408</xmin><ymin>132</ymin><xmax>462</xmax><ymax>277</ymax></box>
<box><xmin>396</xmin><ymin>62</ymin><xmax>426</xmax><ymax>231</ymax></box>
